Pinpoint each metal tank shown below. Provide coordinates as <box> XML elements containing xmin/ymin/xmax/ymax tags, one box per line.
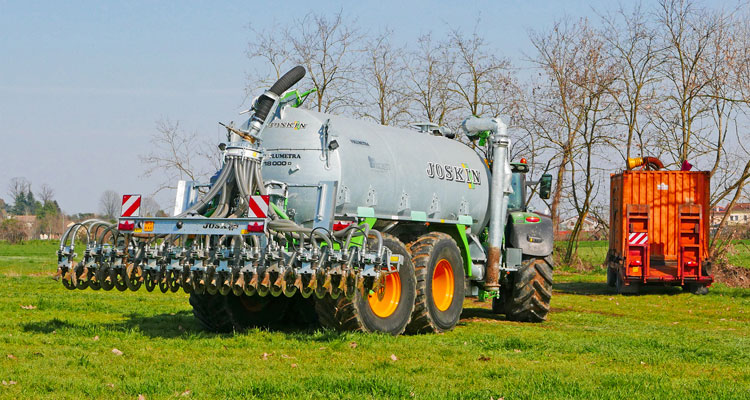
<box><xmin>254</xmin><ymin>106</ymin><xmax>491</xmax><ymax>231</ymax></box>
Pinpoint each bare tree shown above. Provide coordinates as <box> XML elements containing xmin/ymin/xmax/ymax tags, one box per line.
<box><xmin>245</xmin><ymin>25</ymin><xmax>293</xmax><ymax>98</ymax></box>
<box><xmin>140</xmin><ymin>196</ymin><xmax>161</xmax><ymax>217</ymax></box>
<box><xmin>246</xmin><ymin>11</ymin><xmax>360</xmax><ymax>114</ymax></box>
<box><xmin>602</xmin><ymin>3</ymin><xmax>663</xmax><ymax>161</ymax></box>
<box><xmin>286</xmin><ymin>11</ymin><xmax>360</xmax><ymax>113</ymax></box>
<box><xmin>529</xmin><ymin>19</ymin><xmax>594</xmax><ymax>238</ymax></box>
<box><xmin>406</xmin><ymin>33</ymin><xmax>457</xmax><ymax>125</ymax></box>
<box><xmin>37</xmin><ymin>184</ymin><xmax>55</xmax><ymax>204</ymax></box>
<box><xmin>356</xmin><ymin>30</ymin><xmax>412</xmax><ymax>126</ymax></box>
<box><xmin>7</xmin><ymin>177</ymin><xmax>30</xmax><ymax>200</ymax></box>
<box><xmin>533</xmin><ymin>18</ymin><xmax>619</xmax><ymax>263</ymax></box>
<box><xmin>448</xmin><ymin>27</ymin><xmax>519</xmax><ymax>120</ymax></box>
<box><xmin>140</xmin><ymin>119</ymin><xmax>220</xmax><ymax>194</ymax></box>
<box><xmin>652</xmin><ymin>0</ymin><xmax>729</xmax><ymax>166</ymax></box>
<box><xmin>99</xmin><ymin>190</ymin><xmax>121</xmax><ymax>220</ymax></box>
<box><xmin>708</xmin><ymin>13</ymin><xmax>750</xmax><ymax>253</ymax></box>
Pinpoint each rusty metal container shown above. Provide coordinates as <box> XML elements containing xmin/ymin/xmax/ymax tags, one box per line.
<box><xmin>607</xmin><ymin>170</ymin><xmax>713</xmax><ymax>293</ymax></box>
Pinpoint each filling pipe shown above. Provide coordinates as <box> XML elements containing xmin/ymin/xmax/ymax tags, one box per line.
<box><xmin>627</xmin><ymin>157</ymin><xmax>663</xmax><ymax>171</ymax></box>
<box><xmin>462</xmin><ymin>117</ymin><xmax>512</xmax><ymax>293</ymax></box>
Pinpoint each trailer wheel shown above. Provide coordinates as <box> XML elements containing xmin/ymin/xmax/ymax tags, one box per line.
<box><xmin>314</xmin><ymin>234</ymin><xmax>416</xmax><ymax>335</ymax></box>
<box><xmin>189</xmin><ymin>293</ymin><xmax>290</xmax><ymax>332</ymax></box>
<box><xmin>405</xmin><ymin>232</ymin><xmax>465</xmax><ymax>334</ymax></box>
<box><xmin>684</xmin><ymin>283</ymin><xmax>709</xmax><ymax>295</ymax></box>
<box><xmin>615</xmin><ymin>271</ymin><xmax>640</xmax><ymax>295</ymax></box>
<box><xmin>606</xmin><ymin>266</ymin><xmax>617</xmax><ymax>287</ymax></box>
<box><xmin>504</xmin><ymin>256</ymin><xmax>553</xmax><ymax>322</ymax></box>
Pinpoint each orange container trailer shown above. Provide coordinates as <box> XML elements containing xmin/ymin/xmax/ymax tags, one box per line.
<box><xmin>606</xmin><ymin>169</ymin><xmax>713</xmax><ymax>294</ymax></box>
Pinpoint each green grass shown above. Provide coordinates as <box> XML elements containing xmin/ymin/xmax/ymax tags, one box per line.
<box><xmin>571</xmin><ymin>240</ymin><xmax>609</xmax><ymax>269</ymax></box>
<box><xmin>728</xmin><ymin>239</ymin><xmax>750</xmax><ymax>269</ymax></box>
<box><xmin>1</xmin><ymin>241</ymin><xmax>749</xmax><ymax>399</ymax></box>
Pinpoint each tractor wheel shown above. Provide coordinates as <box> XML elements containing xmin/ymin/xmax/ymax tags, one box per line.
<box><xmin>504</xmin><ymin>256</ymin><xmax>553</xmax><ymax>322</ymax></box>
<box><xmin>189</xmin><ymin>293</ymin><xmax>291</xmax><ymax>333</ymax></box>
<box><xmin>684</xmin><ymin>283</ymin><xmax>709</xmax><ymax>295</ymax></box>
<box><xmin>606</xmin><ymin>265</ymin><xmax>617</xmax><ymax>287</ymax></box>
<box><xmin>405</xmin><ymin>232</ymin><xmax>465</xmax><ymax>334</ymax></box>
<box><xmin>314</xmin><ymin>234</ymin><xmax>416</xmax><ymax>335</ymax></box>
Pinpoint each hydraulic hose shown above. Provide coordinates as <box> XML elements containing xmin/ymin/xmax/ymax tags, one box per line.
<box><xmin>254</xmin><ymin>164</ymin><xmax>267</xmax><ymax>195</ymax></box>
<box><xmin>179</xmin><ymin>158</ymin><xmax>235</xmax><ymax>216</ymax></box>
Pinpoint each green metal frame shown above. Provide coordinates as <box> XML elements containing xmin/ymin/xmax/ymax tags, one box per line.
<box><xmin>350</xmin><ymin>217</ymin><xmax>377</xmax><ymax>248</ymax></box>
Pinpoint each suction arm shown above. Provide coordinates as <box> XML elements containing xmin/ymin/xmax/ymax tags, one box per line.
<box><xmin>247</xmin><ymin>66</ymin><xmax>306</xmax><ymax>136</ymax></box>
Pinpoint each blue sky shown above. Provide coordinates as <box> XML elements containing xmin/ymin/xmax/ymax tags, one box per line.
<box><xmin>0</xmin><ymin>0</ymin><xmax>650</xmax><ymax>213</ymax></box>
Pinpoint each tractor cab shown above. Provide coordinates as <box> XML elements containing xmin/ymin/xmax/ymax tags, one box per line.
<box><xmin>508</xmin><ymin>159</ymin><xmax>552</xmax><ymax>211</ymax></box>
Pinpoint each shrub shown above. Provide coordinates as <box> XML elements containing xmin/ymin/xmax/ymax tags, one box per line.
<box><xmin>0</xmin><ymin>218</ymin><xmax>28</xmax><ymax>244</ymax></box>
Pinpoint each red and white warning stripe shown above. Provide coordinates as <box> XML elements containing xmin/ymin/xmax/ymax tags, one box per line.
<box><xmin>248</xmin><ymin>195</ymin><xmax>269</xmax><ymax>219</ymax></box>
<box><xmin>629</xmin><ymin>232</ymin><xmax>648</xmax><ymax>245</ymax></box>
<box><xmin>121</xmin><ymin>194</ymin><xmax>141</xmax><ymax>217</ymax></box>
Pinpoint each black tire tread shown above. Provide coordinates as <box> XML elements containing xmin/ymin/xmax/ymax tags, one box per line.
<box><xmin>189</xmin><ymin>293</ymin><xmax>235</xmax><ymax>333</ymax></box>
<box><xmin>406</xmin><ymin>232</ymin><xmax>463</xmax><ymax>334</ymax></box>
<box><xmin>189</xmin><ymin>293</ymin><xmax>294</xmax><ymax>332</ymax></box>
<box><xmin>505</xmin><ymin>256</ymin><xmax>553</xmax><ymax>323</ymax></box>
<box><xmin>314</xmin><ymin>233</ymin><xmax>413</xmax><ymax>335</ymax></box>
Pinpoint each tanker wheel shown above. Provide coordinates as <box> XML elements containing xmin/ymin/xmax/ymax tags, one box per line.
<box><xmin>405</xmin><ymin>232</ymin><xmax>465</xmax><ymax>334</ymax></box>
<box><xmin>314</xmin><ymin>234</ymin><xmax>416</xmax><ymax>336</ymax></box>
<box><xmin>504</xmin><ymin>256</ymin><xmax>553</xmax><ymax>322</ymax></box>
<box><xmin>189</xmin><ymin>293</ymin><xmax>291</xmax><ymax>333</ymax></box>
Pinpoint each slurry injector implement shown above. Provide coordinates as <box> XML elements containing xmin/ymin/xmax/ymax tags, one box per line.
<box><xmin>56</xmin><ymin>66</ymin><xmax>555</xmax><ymax>335</ymax></box>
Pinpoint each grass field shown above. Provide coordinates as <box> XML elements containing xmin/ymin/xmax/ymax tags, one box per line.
<box><xmin>1</xmin><ymin>241</ymin><xmax>749</xmax><ymax>399</ymax></box>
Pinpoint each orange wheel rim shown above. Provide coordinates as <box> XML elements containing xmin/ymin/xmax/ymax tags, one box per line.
<box><xmin>368</xmin><ymin>272</ymin><xmax>401</xmax><ymax>318</ymax></box>
<box><xmin>432</xmin><ymin>259</ymin><xmax>454</xmax><ymax>312</ymax></box>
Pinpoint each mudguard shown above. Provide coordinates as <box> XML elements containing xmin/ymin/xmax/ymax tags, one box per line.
<box><xmin>506</xmin><ymin>212</ymin><xmax>553</xmax><ymax>257</ymax></box>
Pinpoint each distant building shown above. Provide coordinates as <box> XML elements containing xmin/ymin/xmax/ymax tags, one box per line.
<box><xmin>559</xmin><ymin>215</ymin><xmax>601</xmax><ymax>232</ymax></box>
<box><xmin>557</xmin><ymin>215</ymin><xmax>604</xmax><ymax>240</ymax></box>
<box><xmin>711</xmin><ymin>203</ymin><xmax>750</xmax><ymax>226</ymax></box>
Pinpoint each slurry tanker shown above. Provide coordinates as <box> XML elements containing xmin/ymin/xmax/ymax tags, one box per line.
<box><xmin>56</xmin><ymin>66</ymin><xmax>554</xmax><ymax>335</ymax></box>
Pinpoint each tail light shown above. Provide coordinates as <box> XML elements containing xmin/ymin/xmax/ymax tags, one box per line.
<box><xmin>247</xmin><ymin>222</ymin><xmax>265</xmax><ymax>232</ymax></box>
<box><xmin>525</xmin><ymin>216</ymin><xmax>540</xmax><ymax>223</ymax></box>
<box><xmin>629</xmin><ymin>259</ymin><xmax>642</xmax><ymax>275</ymax></box>
<box><xmin>118</xmin><ymin>221</ymin><xmax>134</xmax><ymax>231</ymax></box>
<box><xmin>333</xmin><ymin>221</ymin><xmax>353</xmax><ymax>231</ymax></box>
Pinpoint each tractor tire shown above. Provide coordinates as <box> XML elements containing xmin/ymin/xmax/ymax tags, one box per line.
<box><xmin>504</xmin><ymin>256</ymin><xmax>553</xmax><ymax>322</ymax></box>
<box><xmin>314</xmin><ymin>234</ymin><xmax>416</xmax><ymax>335</ymax></box>
<box><xmin>189</xmin><ymin>293</ymin><xmax>292</xmax><ymax>333</ymax></box>
<box><xmin>606</xmin><ymin>265</ymin><xmax>617</xmax><ymax>287</ymax></box>
<box><xmin>405</xmin><ymin>232</ymin><xmax>465</xmax><ymax>334</ymax></box>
